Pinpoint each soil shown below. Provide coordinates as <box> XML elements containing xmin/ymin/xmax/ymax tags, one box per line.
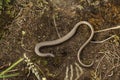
<box><xmin>0</xmin><ymin>0</ymin><xmax>120</xmax><ymax>80</ymax></box>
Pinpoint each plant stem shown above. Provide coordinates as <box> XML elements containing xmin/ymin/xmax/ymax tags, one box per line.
<box><xmin>0</xmin><ymin>58</ymin><xmax>24</xmax><ymax>76</ymax></box>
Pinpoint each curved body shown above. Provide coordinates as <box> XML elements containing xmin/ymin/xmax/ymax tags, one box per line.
<box><xmin>35</xmin><ymin>21</ymin><xmax>94</xmax><ymax>67</ymax></box>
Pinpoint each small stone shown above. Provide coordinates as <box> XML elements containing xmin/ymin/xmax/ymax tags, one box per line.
<box><xmin>22</xmin><ymin>31</ymin><xmax>26</xmax><ymax>36</ymax></box>
<box><xmin>42</xmin><ymin>77</ymin><xmax>47</xmax><ymax>80</ymax></box>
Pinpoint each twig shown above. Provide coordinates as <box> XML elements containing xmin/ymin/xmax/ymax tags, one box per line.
<box><xmin>74</xmin><ymin>62</ymin><xmax>83</xmax><ymax>80</ymax></box>
<box><xmin>0</xmin><ymin>64</ymin><xmax>10</xmax><ymax>70</ymax></box>
<box><xmin>75</xmin><ymin>67</ymin><xmax>79</xmax><ymax>80</ymax></box>
<box><xmin>95</xmin><ymin>54</ymin><xmax>106</xmax><ymax>74</ymax></box>
<box><xmin>15</xmin><ymin>8</ymin><xmax>23</xmax><ymax>19</ymax></box>
<box><xmin>95</xmin><ymin>26</ymin><xmax>120</xmax><ymax>33</ymax></box>
<box><xmin>53</xmin><ymin>15</ymin><xmax>61</xmax><ymax>38</ymax></box>
<box><xmin>107</xmin><ymin>71</ymin><xmax>113</xmax><ymax>77</ymax></box>
<box><xmin>103</xmin><ymin>64</ymin><xmax>120</xmax><ymax>80</ymax></box>
<box><xmin>64</xmin><ymin>66</ymin><xmax>69</xmax><ymax>80</ymax></box>
<box><xmin>21</xmin><ymin>31</ymin><xmax>32</xmax><ymax>52</ymax></box>
<box><xmin>75</xmin><ymin>62</ymin><xmax>83</xmax><ymax>74</ymax></box>
<box><xmin>70</xmin><ymin>65</ymin><xmax>73</xmax><ymax>80</ymax></box>
<box><xmin>91</xmin><ymin>35</ymin><xmax>116</xmax><ymax>43</ymax></box>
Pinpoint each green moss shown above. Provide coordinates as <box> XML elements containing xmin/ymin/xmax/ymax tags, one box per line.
<box><xmin>0</xmin><ymin>0</ymin><xmax>15</xmax><ymax>26</ymax></box>
<box><xmin>0</xmin><ymin>0</ymin><xmax>12</xmax><ymax>15</ymax></box>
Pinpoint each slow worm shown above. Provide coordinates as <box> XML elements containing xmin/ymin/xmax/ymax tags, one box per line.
<box><xmin>35</xmin><ymin>21</ymin><xmax>94</xmax><ymax>67</ymax></box>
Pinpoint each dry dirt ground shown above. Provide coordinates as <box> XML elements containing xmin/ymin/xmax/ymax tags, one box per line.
<box><xmin>0</xmin><ymin>0</ymin><xmax>120</xmax><ymax>80</ymax></box>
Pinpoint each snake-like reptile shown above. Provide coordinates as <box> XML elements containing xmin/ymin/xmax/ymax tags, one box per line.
<box><xmin>35</xmin><ymin>21</ymin><xmax>94</xmax><ymax>67</ymax></box>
